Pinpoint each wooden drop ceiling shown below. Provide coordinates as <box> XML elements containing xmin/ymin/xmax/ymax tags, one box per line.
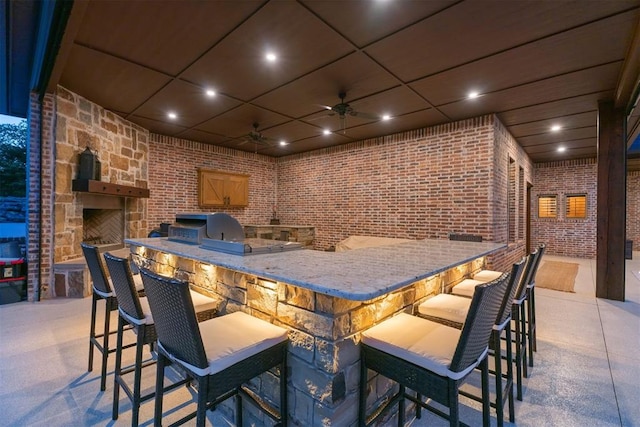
<box><xmin>31</xmin><ymin>1</ymin><xmax>640</xmax><ymax>167</ymax></box>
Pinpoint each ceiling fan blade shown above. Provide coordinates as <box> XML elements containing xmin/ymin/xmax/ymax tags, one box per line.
<box><xmin>349</xmin><ymin>110</ymin><xmax>379</xmax><ymax>120</ymax></box>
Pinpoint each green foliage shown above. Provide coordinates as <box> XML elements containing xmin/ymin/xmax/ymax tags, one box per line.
<box><xmin>0</xmin><ymin>121</ymin><xmax>27</xmax><ymax>197</ymax></box>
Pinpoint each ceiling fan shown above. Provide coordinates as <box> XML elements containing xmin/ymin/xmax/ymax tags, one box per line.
<box><xmin>315</xmin><ymin>92</ymin><xmax>380</xmax><ymax>133</ymax></box>
<box><xmin>236</xmin><ymin>123</ymin><xmax>277</xmax><ymax>152</ymax></box>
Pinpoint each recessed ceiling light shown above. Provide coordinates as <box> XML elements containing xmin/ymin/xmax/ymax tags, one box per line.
<box><xmin>558</xmin><ymin>146</ymin><xmax>566</xmax><ymax>152</ymax></box>
<box><xmin>205</xmin><ymin>89</ymin><xmax>216</xmax><ymax>97</ymax></box>
<box><xmin>467</xmin><ymin>91</ymin><xmax>480</xmax><ymax>99</ymax></box>
<box><xmin>323</xmin><ymin>129</ymin><xmax>331</xmax><ymax>135</ymax></box>
<box><xmin>382</xmin><ymin>114</ymin><xmax>391</xmax><ymax>121</ymax></box>
<box><xmin>279</xmin><ymin>140</ymin><xmax>287</xmax><ymax>146</ymax></box>
<box><xmin>551</xmin><ymin>125</ymin><xmax>561</xmax><ymax>132</ymax></box>
<box><xmin>265</xmin><ymin>52</ymin><xmax>277</xmax><ymax>62</ymax></box>
<box><xmin>167</xmin><ymin>112</ymin><xmax>177</xmax><ymax>120</ymax></box>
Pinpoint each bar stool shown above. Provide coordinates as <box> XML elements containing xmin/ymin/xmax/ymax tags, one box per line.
<box><xmin>81</xmin><ymin>242</ymin><xmax>144</xmax><ymax>391</ymax></box>
<box><xmin>103</xmin><ymin>253</ymin><xmax>219</xmax><ymax>427</ymax></box>
<box><xmin>525</xmin><ymin>244</ymin><xmax>545</xmax><ymax>366</ymax></box>
<box><xmin>417</xmin><ymin>259</ymin><xmax>526</xmax><ymax>427</ymax></box>
<box><xmin>469</xmin><ymin>243</ymin><xmax>546</xmax><ymax>368</ymax></box>
<box><xmin>139</xmin><ymin>268</ymin><xmax>289</xmax><ymax>427</ymax></box>
<box><xmin>359</xmin><ymin>273</ymin><xmax>509</xmax><ymax>427</ymax></box>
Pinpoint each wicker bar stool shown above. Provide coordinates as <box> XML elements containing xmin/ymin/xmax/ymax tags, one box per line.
<box><xmin>470</xmin><ymin>243</ymin><xmax>546</xmax><ymax>370</ymax></box>
<box><xmin>81</xmin><ymin>242</ymin><xmax>144</xmax><ymax>391</ymax></box>
<box><xmin>417</xmin><ymin>259</ymin><xmax>526</xmax><ymax>427</ymax></box>
<box><xmin>525</xmin><ymin>243</ymin><xmax>545</xmax><ymax>367</ymax></box>
<box><xmin>359</xmin><ymin>273</ymin><xmax>509</xmax><ymax>427</ymax></box>
<box><xmin>454</xmin><ymin>249</ymin><xmax>540</xmax><ymax>400</ymax></box>
<box><xmin>103</xmin><ymin>253</ymin><xmax>219</xmax><ymax>427</ymax></box>
<box><xmin>139</xmin><ymin>268</ymin><xmax>289</xmax><ymax>427</ymax></box>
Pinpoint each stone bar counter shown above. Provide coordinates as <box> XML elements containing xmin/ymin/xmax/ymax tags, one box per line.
<box><xmin>125</xmin><ymin>237</ymin><xmax>503</xmax><ymax>426</ymax></box>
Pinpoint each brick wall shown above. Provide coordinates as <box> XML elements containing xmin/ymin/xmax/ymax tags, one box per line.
<box><xmin>25</xmin><ymin>93</ymin><xmax>56</xmax><ymax>300</ymax></box>
<box><xmin>146</xmin><ymin>115</ymin><xmax>532</xmax><ymax>272</ymax></box>
<box><xmin>532</xmin><ymin>158</ymin><xmax>598</xmax><ymax>258</ymax></box>
<box><xmin>276</xmin><ymin>115</ymin><xmax>532</xmax><ymax>272</ymax></box>
<box><xmin>492</xmin><ymin>117</ymin><xmax>535</xmax><ymax>269</ymax></box>
<box><xmin>277</xmin><ymin>117</ymin><xmax>494</xmax><ymax>247</ymax></box>
<box><xmin>627</xmin><ymin>170</ymin><xmax>640</xmax><ymax>246</ymax></box>
<box><xmin>147</xmin><ymin>135</ymin><xmax>277</xmax><ymax>228</ymax></box>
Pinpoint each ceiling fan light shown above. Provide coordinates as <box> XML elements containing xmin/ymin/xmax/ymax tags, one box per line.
<box><xmin>205</xmin><ymin>89</ymin><xmax>216</xmax><ymax>97</ymax></box>
<box><xmin>279</xmin><ymin>140</ymin><xmax>287</xmax><ymax>146</ymax></box>
<box><xmin>558</xmin><ymin>146</ymin><xmax>566</xmax><ymax>152</ymax></box>
<box><xmin>551</xmin><ymin>125</ymin><xmax>561</xmax><ymax>132</ymax></box>
<box><xmin>323</xmin><ymin>129</ymin><xmax>331</xmax><ymax>135</ymax></box>
<box><xmin>382</xmin><ymin>114</ymin><xmax>391</xmax><ymax>121</ymax></box>
<box><xmin>467</xmin><ymin>91</ymin><xmax>479</xmax><ymax>99</ymax></box>
<box><xmin>167</xmin><ymin>112</ymin><xmax>177</xmax><ymax>120</ymax></box>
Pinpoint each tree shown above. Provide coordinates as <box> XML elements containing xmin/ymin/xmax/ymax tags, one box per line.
<box><xmin>0</xmin><ymin>121</ymin><xmax>27</xmax><ymax>197</ymax></box>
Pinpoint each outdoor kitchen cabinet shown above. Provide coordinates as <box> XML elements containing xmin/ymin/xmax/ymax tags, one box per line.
<box><xmin>198</xmin><ymin>169</ymin><xmax>249</xmax><ymax>207</ymax></box>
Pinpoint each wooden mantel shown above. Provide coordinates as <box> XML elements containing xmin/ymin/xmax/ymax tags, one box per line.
<box><xmin>72</xmin><ymin>179</ymin><xmax>150</xmax><ymax>198</ymax></box>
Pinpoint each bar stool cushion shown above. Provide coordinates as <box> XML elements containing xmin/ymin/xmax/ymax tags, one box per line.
<box><xmin>189</xmin><ymin>291</ymin><xmax>220</xmax><ymax>314</ymax></box>
<box><xmin>417</xmin><ymin>294</ymin><xmax>471</xmax><ymax>325</ymax></box>
<box><xmin>473</xmin><ymin>270</ymin><xmax>503</xmax><ymax>282</ymax></box>
<box><xmin>107</xmin><ymin>274</ymin><xmax>144</xmax><ymax>296</ymax></box>
<box><xmin>451</xmin><ymin>279</ymin><xmax>485</xmax><ymax>298</ymax></box>
<box><xmin>362</xmin><ymin>313</ymin><xmax>483</xmax><ymax>380</ymax></box>
<box><xmin>170</xmin><ymin>311</ymin><xmax>288</xmax><ymax>377</ymax></box>
<box><xmin>116</xmin><ymin>287</ymin><xmax>218</xmax><ymax>328</ymax></box>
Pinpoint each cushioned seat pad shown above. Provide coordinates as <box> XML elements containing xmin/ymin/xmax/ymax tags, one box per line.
<box><xmin>362</xmin><ymin>313</ymin><xmax>482</xmax><ymax>380</ymax></box>
<box><xmin>417</xmin><ymin>294</ymin><xmax>471</xmax><ymax>325</ymax></box>
<box><xmin>451</xmin><ymin>279</ymin><xmax>485</xmax><ymax>298</ymax></box>
<box><xmin>178</xmin><ymin>311</ymin><xmax>288</xmax><ymax>377</ymax></box>
<box><xmin>473</xmin><ymin>270</ymin><xmax>503</xmax><ymax>282</ymax></box>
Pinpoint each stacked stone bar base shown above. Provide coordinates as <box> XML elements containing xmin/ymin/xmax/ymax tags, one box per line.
<box><xmin>129</xmin><ymin>244</ymin><xmax>485</xmax><ymax>426</ymax></box>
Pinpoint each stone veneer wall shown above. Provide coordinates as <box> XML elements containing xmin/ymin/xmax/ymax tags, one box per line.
<box><xmin>131</xmin><ymin>245</ymin><xmax>485</xmax><ymax>426</ymax></box>
<box><xmin>532</xmin><ymin>158</ymin><xmax>598</xmax><ymax>258</ymax></box>
<box><xmin>147</xmin><ymin>135</ymin><xmax>277</xmax><ymax>228</ymax></box>
<box><xmin>53</xmin><ymin>86</ymin><xmax>150</xmax><ymax>264</ymax></box>
<box><xmin>627</xmin><ymin>171</ymin><xmax>640</xmax><ymax>247</ymax></box>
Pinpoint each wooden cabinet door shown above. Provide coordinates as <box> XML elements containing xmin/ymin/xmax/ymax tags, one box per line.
<box><xmin>198</xmin><ymin>169</ymin><xmax>249</xmax><ymax>207</ymax></box>
<box><xmin>226</xmin><ymin>174</ymin><xmax>249</xmax><ymax>206</ymax></box>
<box><xmin>199</xmin><ymin>171</ymin><xmax>225</xmax><ymax>206</ymax></box>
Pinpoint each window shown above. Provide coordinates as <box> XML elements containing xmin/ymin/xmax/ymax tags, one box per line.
<box><xmin>538</xmin><ymin>195</ymin><xmax>557</xmax><ymax>218</ymax></box>
<box><xmin>566</xmin><ymin>194</ymin><xmax>587</xmax><ymax>218</ymax></box>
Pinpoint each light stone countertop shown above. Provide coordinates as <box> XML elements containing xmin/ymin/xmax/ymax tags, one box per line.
<box><xmin>125</xmin><ymin>237</ymin><xmax>504</xmax><ymax>301</ymax></box>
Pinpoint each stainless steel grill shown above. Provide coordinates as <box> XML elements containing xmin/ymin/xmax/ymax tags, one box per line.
<box><xmin>168</xmin><ymin>213</ymin><xmax>303</xmax><ymax>256</ymax></box>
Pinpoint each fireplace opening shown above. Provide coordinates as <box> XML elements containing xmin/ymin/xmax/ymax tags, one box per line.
<box><xmin>80</xmin><ymin>194</ymin><xmax>125</xmax><ymax>252</ymax></box>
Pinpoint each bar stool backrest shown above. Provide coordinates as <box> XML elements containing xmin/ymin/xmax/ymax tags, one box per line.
<box><xmin>449</xmin><ymin>233</ymin><xmax>483</xmax><ymax>242</ymax></box>
<box><xmin>139</xmin><ymin>268</ymin><xmax>209</xmax><ymax>372</ymax></box>
<box><xmin>496</xmin><ymin>257</ymin><xmax>527</xmax><ymax>325</ymax></box>
<box><xmin>449</xmin><ymin>272</ymin><xmax>509</xmax><ymax>373</ymax></box>
<box><xmin>81</xmin><ymin>242</ymin><xmax>113</xmax><ymax>298</ymax></box>
<box><xmin>514</xmin><ymin>249</ymin><xmax>539</xmax><ymax>301</ymax></box>
<box><xmin>104</xmin><ymin>252</ymin><xmax>145</xmax><ymax>324</ymax></box>
<box><xmin>529</xmin><ymin>243</ymin><xmax>546</xmax><ymax>286</ymax></box>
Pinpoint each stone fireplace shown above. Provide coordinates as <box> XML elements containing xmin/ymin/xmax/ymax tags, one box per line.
<box><xmin>48</xmin><ymin>86</ymin><xmax>150</xmax><ymax>299</ymax></box>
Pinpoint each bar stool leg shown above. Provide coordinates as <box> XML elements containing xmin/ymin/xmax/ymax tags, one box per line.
<box><xmin>513</xmin><ymin>306</ymin><xmax>524</xmax><ymax>401</ymax></box>
<box><xmin>88</xmin><ymin>293</ymin><xmax>99</xmax><ymax>372</ymax></box>
<box><xmin>100</xmin><ymin>299</ymin><xmax>113</xmax><ymax>391</ymax></box>
<box><xmin>112</xmin><ymin>315</ymin><xmax>124</xmax><ymax>420</ymax></box>
<box><xmin>505</xmin><ymin>326</ymin><xmax>515</xmax><ymax>422</ymax></box>
<box><xmin>527</xmin><ymin>286</ymin><xmax>537</xmax><ymax>367</ymax></box>
<box><xmin>492</xmin><ymin>329</ymin><xmax>504</xmax><ymax>427</ymax></box>
<box><xmin>153</xmin><ymin>354</ymin><xmax>166</xmax><ymax>427</ymax></box>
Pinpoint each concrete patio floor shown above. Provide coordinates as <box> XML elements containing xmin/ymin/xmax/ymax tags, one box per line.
<box><xmin>1</xmin><ymin>253</ymin><xmax>638</xmax><ymax>426</ymax></box>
